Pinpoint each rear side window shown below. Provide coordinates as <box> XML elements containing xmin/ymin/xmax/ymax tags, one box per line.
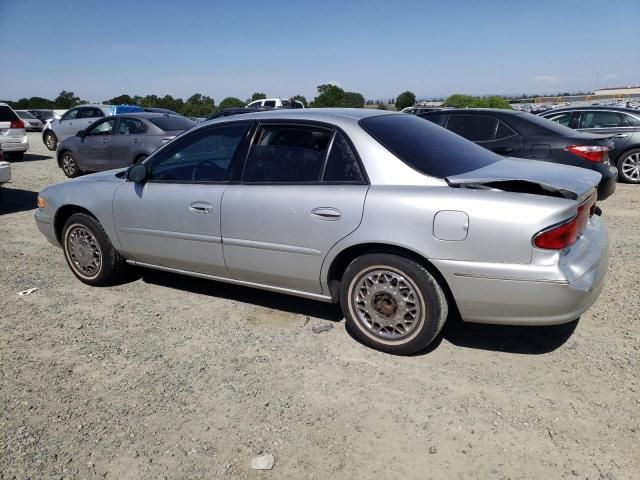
<box><xmin>496</xmin><ymin>121</ymin><xmax>517</xmax><ymax>139</ymax></box>
<box><xmin>149</xmin><ymin>115</ymin><xmax>195</xmax><ymax>131</ymax></box>
<box><xmin>579</xmin><ymin>111</ymin><xmax>624</xmax><ymax>128</ymax></box>
<box><xmin>117</xmin><ymin>118</ymin><xmax>147</xmax><ymax>135</ymax></box>
<box><xmin>446</xmin><ymin>115</ymin><xmax>498</xmax><ymax>142</ymax></box>
<box><xmin>360</xmin><ymin>114</ymin><xmax>500</xmax><ymax>178</ymax></box>
<box><xmin>623</xmin><ymin>113</ymin><xmax>640</xmax><ymax>126</ymax></box>
<box><xmin>322</xmin><ymin>132</ymin><xmax>364</xmax><ymax>182</ymax></box>
<box><xmin>544</xmin><ymin>112</ymin><xmax>573</xmax><ymax>126</ymax></box>
<box><xmin>243</xmin><ymin>125</ymin><xmax>332</xmax><ymax>183</ymax></box>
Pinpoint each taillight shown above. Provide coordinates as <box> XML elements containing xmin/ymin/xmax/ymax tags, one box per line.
<box><xmin>10</xmin><ymin>119</ymin><xmax>25</xmax><ymax>129</ymax></box>
<box><xmin>533</xmin><ymin>199</ymin><xmax>595</xmax><ymax>250</ymax></box>
<box><xmin>565</xmin><ymin>145</ymin><xmax>608</xmax><ymax>163</ymax></box>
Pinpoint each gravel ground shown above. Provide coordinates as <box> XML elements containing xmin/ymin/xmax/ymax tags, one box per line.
<box><xmin>1</xmin><ymin>133</ymin><xmax>639</xmax><ymax>479</ymax></box>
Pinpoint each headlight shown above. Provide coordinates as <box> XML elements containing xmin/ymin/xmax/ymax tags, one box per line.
<box><xmin>37</xmin><ymin>195</ymin><xmax>46</xmax><ymax>209</ymax></box>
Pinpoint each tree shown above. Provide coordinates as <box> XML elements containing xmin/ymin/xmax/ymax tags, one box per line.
<box><xmin>443</xmin><ymin>93</ymin><xmax>511</xmax><ymax>109</ymax></box>
<box><xmin>54</xmin><ymin>90</ymin><xmax>82</xmax><ymax>109</ymax></box>
<box><xmin>291</xmin><ymin>94</ymin><xmax>307</xmax><ymax>107</ymax></box>
<box><xmin>313</xmin><ymin>84</ymin><xmax>345</xmax><ymax>107</ymax></box>
<box><xmin>395</xmin><ymin>91</ymin><xmax>416</xmax><ymax>111</ymax></box>
<box><xmin>250</xmin><ymin>92</ymin><xmax>267</xmax><ymax>102</ymax></box>
<box><xmin>104</xmin><ymin>94</ymin><xmax>135</xmax><ymax>105</ymax></box>
<box><xmin>219</xmin><ymin>97</ymin><xmax>246</xmax><ymax>109</ymax></box>
<box><xmin>342</xmin><ymin>92</ymin><xmax>365</xmax><ymax>108</ymax></box>
<box><xmin>183</xmin><ymin>93</ymin><xmax>216</xmax><ymax>117</ymax></box>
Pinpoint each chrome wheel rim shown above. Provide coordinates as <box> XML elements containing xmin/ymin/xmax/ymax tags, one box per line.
<box><xmin>45</xmin><ymin>133</ymin><xmax>56</xmax><ymax>149</ymax></box>
<box><xmin>350</xmin><ymin>267</ymin><xmax>424</xmax><ymax>341</ymax></box>
<box><xmin>65</xmin><ymin>224</ymin><xmax>102</xmax><ymax>279</ymax></box>
<box><xmin>62</xmin><ymin>154</ymin><xmax>76</xmax><ymax>176</ymax></box>
<box><xmin>621</xmin><ymin>153</ymin><xmax>640</xmax><ymax>181</ymax></box>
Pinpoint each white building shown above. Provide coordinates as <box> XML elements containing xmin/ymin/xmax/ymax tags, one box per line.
<box><xmin>594</xmin><ymin>86</ymin><xmax>640</xmax><ymax>97</ymax></box>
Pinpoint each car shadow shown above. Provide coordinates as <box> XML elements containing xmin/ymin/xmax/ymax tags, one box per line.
<box><xmin>0</xmin><ymin>187</ymin><xmax>38</xmax><ymax>215</ymax></box>
<box><xmin>139</xmin><ymin>268</ymin><xmax>343</xmax><ymax>321</ymax></box>
<box><xmin>22</xmin><ymin>153</ymin><xmax>53</xmax><ymax>162</ymax></box>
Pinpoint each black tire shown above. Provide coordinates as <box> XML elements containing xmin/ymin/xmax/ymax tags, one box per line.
<box><xmin>44</xmin><ymin>131</ymin><xmax>58</xmax><ymax>151</ymax></box>
<box><xmin>62</xmin><ymin>213</ymin><xmax>127</xmax><ymax>286</ymax></box>
<box><xmin>340</xmin><ymin>253</ymin><xmax>448</xmax><ymax>355</ymax></box>
<box><xmin>617</xmin><ymin>148</ymin><xmax>640</xmax><ymax>184</ymax></box>
<box><xmin>9</xmin><ymin>152</ymin><xmax>24</xmax><ymax>161</ymax></box>
<box><xmin>60</xmin><ymin>151</ymin><xmax>81</xmax><ymax>178</ymax></box>
<box><xmin>134</xmin><ymin>154</ymin><xmax>148</xmax><ymax>164</ymax></box>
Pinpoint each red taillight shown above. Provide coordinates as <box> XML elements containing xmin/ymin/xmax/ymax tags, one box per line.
<box><xmin>10</xmin><ymin>119</ymin><xmax>25</xmax><ymax>129</ymax></box>
<box><xmin>534</xmin><ymin>199</ymin><xmax>595</xmax><ymax>250</ymax></box>
<box><xmin>565</xmin><ymin>145</ymin><xmax>608</xmax><ymax>163</ymax></box>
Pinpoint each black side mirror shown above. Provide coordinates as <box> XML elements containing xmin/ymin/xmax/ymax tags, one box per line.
<box><xmin>127</xmin><ymin>163</ymin><xmax>148</xmax><ymax>183</ymax></box>
<box><xmin>76</xmin><ymin>130</ymin><xmax>85</xmax><ymax>138</ymax></box>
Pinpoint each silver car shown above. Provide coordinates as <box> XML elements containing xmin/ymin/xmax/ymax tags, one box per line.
<box><xmin>34</xmin><ymin>109</ymin><xmax>610</xmax><ymax>354</ymax></box>
<box><xmin>16</xmin><ymin>110</ymin><xmax>44</xmax><ymax>131</ymax></box>
<box><xmin>55</xmin><ymin>113</ymin><xmax>195</xmax><ymax>177</ymax></box>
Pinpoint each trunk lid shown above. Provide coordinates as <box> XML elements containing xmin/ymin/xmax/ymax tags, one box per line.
<box><xmin>446</xmin><ymin>157</ymin><xmax>601</xmax><ymax>202</ymax></box>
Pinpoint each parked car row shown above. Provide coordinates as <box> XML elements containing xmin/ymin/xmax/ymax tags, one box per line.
<box><xmin>0</xmin><ymin>102</ymin><xmax>29</xmax><ymax>161</ymax></box>
<box><xmin>35</xmin><ymin>108</ymin><xmax>610</xmax><ymax>355</ymax></box>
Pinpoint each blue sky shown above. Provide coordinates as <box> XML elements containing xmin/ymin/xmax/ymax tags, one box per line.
<box><xmin>1</xmin><ymin>0</ymin><xmax>638</xmax><ymax>102</ymax></box>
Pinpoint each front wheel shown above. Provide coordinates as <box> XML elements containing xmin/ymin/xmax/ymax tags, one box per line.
<box><xmin>44</xmin><ymin>131</ymin><xmax>58</xmax><ymax>151</ymax></box>
<box><xmin>62</xmin><ymin>213</ymin><xmax>127</xmax><ymax>286</ymax></box>
<box><xmin>340</xmin><ymin>254</ymin><xmax>448</xmax><ymax>355</ymax></box>
<box><xmin>60</xmin><ymin>151</ymin><xmax>81</xmax><ymax>178</ymax></box>
<box><xmin>617</xmin><ymin>149</ymin><xmax>640</xmax><ymax>184</ymax></box>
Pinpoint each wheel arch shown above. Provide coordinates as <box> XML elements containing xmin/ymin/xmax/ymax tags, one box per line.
<box><xmin>54</xmin><ymin>205</ymin><xmax>97</xmax><ymax>244</ymax></box>
<box><xmin>615</xmin><ymin>145</ymin><xmax>640</xmax><ymax>165</ymax></box>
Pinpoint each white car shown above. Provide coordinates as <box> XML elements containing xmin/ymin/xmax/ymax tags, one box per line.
<box><xmin>246</xmin><ymin>98</ymin><xmax>305</xmax><ymax>109</ymax></box>
<box><xmin>0</xmin><ymin>147</ymin><xmax>11</xmax><ymax>194</ymax></box>
<box><xmin>0</xmin><ymin>103</ymin><xmax>29</xmax><ymax>161</ymax></box>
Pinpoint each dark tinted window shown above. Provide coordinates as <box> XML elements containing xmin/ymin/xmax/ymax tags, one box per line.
<box><xmin>16</xmin><ymin>111</ymin><xmax>37</xmax><ymax>119</ymax></box>
<box><xmin>0</xmin><ymin>106</ymin><xmax>19</xmax><ymax>121</ymax></box>
<box><xmin>446</xmin><ymin>115</ymin><xmax>498</xmax><ymax>141</ymax></box>
<box><xmin>495</xmin><ymin>121</ymin><xmax>517</xmax><ymax>139</ymax></box>
<box><xmin>544</xmin><ymin>111</ymin><xmax>573</xmax><ymax>126</ymax></box>
<box><xmin>86</xmin><ymin>119</ymin><xmax>115</xmax><ymax>136</ymax></box>
<box><xmin>579</xmin><ymin>111</ymin><xmax>624</xmax><ymax>128</ymax></box>
<box><xmin>149</xmin><ymin>115</ymin><xmax>195</xmax><ymax>131</ymax></box>
<box><xmin>264</xmin><ymin>100</ymin><xmax>276</xmax><ymax>108</ymax></box>
<box><xmin>150</xmin><ymin>123</ymin><xmax>250</xmax><ymax>182</ymax></box>
<box><xmin>323</xmin><ymin>132</ymin><xmax>364</xmax><ymax>182</ymax></box>
<box><xmin>623</xmin><ymin>113</ymin><xmax>640</xmax><ymax>126</ymax></box>
<box><xmin>61</xmin><ymin>108</ymin><xmax>80</xmax><ymax>121</ymax></box>
<box><xmin>243</xmin><ymin>125</ymin><xmax>332</xmax><ymax>183</ymax></box>
<box><xmin>78</xmin><ymin>107</ymin><xmax>104</xmax><ymax>119</ymax></box>
<box><xmin>419</xmin><ymin>113</ymin><xmax>445</xmax><ymax>125</ymax></box>
<box><xmin>359</xmin><ymin>114</ymin><xmax>500</xmax><ymax>178</ymax></box>
<box><xmin>117</xmin><ymin>118</ymin><xmax>146</xmax><ymax>135</ymax></box>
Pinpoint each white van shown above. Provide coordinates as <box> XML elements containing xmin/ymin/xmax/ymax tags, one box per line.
<box><xmin>246</xmin><ymin>98</ymin><xmax>305</xmax><ymax>109</ymax></box>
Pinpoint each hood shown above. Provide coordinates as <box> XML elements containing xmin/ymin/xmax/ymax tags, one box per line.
<box><xmin>446</xmin><ymin>157</ymin><xmax>601</xmax><ymax>201</ymax></box>
<box><xmin>72</xmin><ymin>168</ymin><xmax>127</xmax><ymax>183</ymax></box>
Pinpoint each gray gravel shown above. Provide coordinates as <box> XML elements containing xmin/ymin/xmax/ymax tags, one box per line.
<box><xmin>1</xmin><ymin>133</ymin><xmax>639</xmax><ymax>479</ymax></box>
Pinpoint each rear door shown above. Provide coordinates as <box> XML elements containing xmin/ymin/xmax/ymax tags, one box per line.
<box><xmin>109</xmin><ymin>117</ymin><xmax>148</xmax><ymax>169</ymax></box>
<box><xmin>576</xmin><ymin>110</ymin><xmax>631</xmax><ymax>158</ymax></box>
<box><xmin>221</xmin><ymin>122</ymin><xmax>368</xmax><ymax>294</ymax></box>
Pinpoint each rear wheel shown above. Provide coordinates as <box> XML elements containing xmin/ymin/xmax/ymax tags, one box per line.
<box><xmin>617</xmin><ymin>149</ymin><xmax>640</xmax><ymax>184</ymax></box>
<box><xmin>44</xmin><ymin>131</ymin><xmax>58</xmax><ymax>151</ymax></box>
<box><xmin>340</xmin><ymin>253</ymin><xmax>448</xmax><ymax>355</ymax></box>
<box><xmin>60</xmin><ymin>151</ymin><xmax>81</xmax><ymax>178</ymax></box>
<box><xmin>62</xmin><ymin>213</ymin><xmax>127</xmax><ymax>286</ymax></box>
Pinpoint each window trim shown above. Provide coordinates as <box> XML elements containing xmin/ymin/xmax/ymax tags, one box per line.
<box><xmin>237</xmin><ymin>120</ymin><xmax>369</xmax><ymax>186</ymax></box>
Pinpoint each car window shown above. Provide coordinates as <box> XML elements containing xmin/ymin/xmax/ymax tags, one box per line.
<box><xmin>264</xmin><ymin>100</ymin><xmax>276</xmax><ymax>108</ymax></box>
<box><xmin>17</xmin><ymin>111</ymin><xmax>37</xmax><ymax>119</ymax></box>
<box><xmin>149</xmin><ymin>123</ymin><xmax>250</xmax><ymax>182</ymax></box>
<box><xmin>243</xmin><ymin>125</ymin><xmax>332</xmax><ymax>183</ymax></box>
<box><xmin>0</xmin><ymin>105</ymin><xmax>19</xmax><ymax>121</ymax></box>
<box><xmin>623</xmin><ymin>113</ymin><xmax>640</xmax><ymax>127</ymax></box>
<box><xmin>544</xmin><ymin>112</ymin><xmax>573</xmax><ymax>126</ymax></box>
<box><xmin>117</xmin><ymin>118</ymin><xmax>146</xmax><ymax>135</ymax></box>
<box><xmin>495</xmin><ymin>120</ymin><xmax>517</xmax><ymax>139</ymax></box>
<box><xmin>149</xmin><ymin>115</ymin><xmax>195</xmax><ymax>131</ymax></box>
<box><xmin>61</xmin><ymin>108</ymin><xmax>80</xmax><ymax>121</ymax></box>
<box><xmin>579</xmin><ymin>111</ymin><xmax>624</xmax><ymax>128</ymax></box>
<box><xmin>446</xmin><ymin>115</ymin><xmax>498</xmax><ymax>142</ymax></box>
<box><xmin>247</xmin><ymin>101</ymin><xmax>261</xmax><ymax>108</ymax></box>
<box><xmin>359</xmin><ymin>114</ymin><xmax>500</xmax><ymax>178</ymax></box>
<box><xmin>78</xmin><ymin>107</ymin><xmax>104</xmax><ymax>119</ymax></box>
<box><xmin>418</xmin><ymin>113</ymin><xmax>445</xmax><ymax>125</ymax></box>
<box><xmin>86</xmin><ymin>119</ymin><xmax>115</xmax><ymax>136</ymax></box>
<box><xmin>322</xmin><ymin>131</ymin><xmax>365</xmax><ymax>182</ymax></box>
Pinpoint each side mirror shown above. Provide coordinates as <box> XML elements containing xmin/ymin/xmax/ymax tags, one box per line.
<box><xmin>76</xmin><ymin>130</ymin><xmax>85</xmax><ymax>138</ymax></box>
<box><xmin>127</xmin><ymin>163</ymin><xmax>148</xmax><ymax>183</ymax></box>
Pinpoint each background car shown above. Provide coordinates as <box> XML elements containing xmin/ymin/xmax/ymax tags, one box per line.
<box><xmin>56</xmin><ymin>113</ymin><xmax>195</xmax><ymax>177</ymax></box>
<box><xmin>142</xmin><ymin>107</ymin><xmax>183</xmax><ymax>116</ymax></box>
<box><xmin>28</xmin><ymin>109</ymin><xmax>62</xmax><ymax>125</ymax></box>
<box><xmin>15</xmin><ymin>110</ymin><xmax>44</xmax><ymax>131</ymax></box>
<box><xmin>246</xmin><ymin>98</ymin><xmax>305</xmax><ymax>109</ymax></box>
<box><xmin>539</xmin><ymin>106</ymin><xmax>640</xmax><ymax>184</ymax></box>
<box><xmin>36</xmin><ymin>109</ymin><xmax>608</xmax><ymax>355</ymax></box>
<box><xmin>206</xmin><ymin>106</ymin><xmax>273</xmax><ymax>120</ymax></box>
<box><xmin>0</xmin><ymin>102</ymin><xmax>29</xmax><ymax>161</ymax></box>
<box><xmin>402</xmin><ymin>106</ymin><xmax>443</xmax><ymax>114</ymax></box>
<box><xmin>0</xmin><ymin>145</ymin><xmax>11</xmax><ymax>195</ymax></box>
<box><xmin>419</xmin><ymin>108</ymin><xmax>617</xmax><ymax>200</ymax></box>
<box><xmin>42</xmin><ymin>104</ymin><xmax>144</xmax><ymax>151</ymax></box>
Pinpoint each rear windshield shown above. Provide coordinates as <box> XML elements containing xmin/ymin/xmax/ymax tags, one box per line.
<box><xmin>149</xmin><ymin>115</ymin><xmax>195</xmax><ymax>131</ymax></box>
<box><xmin>17</xmin><ymin>111</ymin><xmax>37</xmax><ymax>119</ymax></box>
<box><xmin>359</xmin><ymin>114</ymin><xmax>500</xmax><ymax>178</ymax></box>
<box><xmin>0</xmin><ymin>106</ymin><xmax>19</xmax><ymax>122</ymax></box>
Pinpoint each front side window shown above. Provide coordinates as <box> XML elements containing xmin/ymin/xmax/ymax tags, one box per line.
<box><xmin>87</xmin><ymin>119</ymin><xmax>115</xmax><ymax>136</ymax></box>
<box><xmin>322</xmin><ymin>132</ymin><xmax>364</xmax><ymax>182</ymax></box>
<box><xmin>264</xmin><ymin>100</ymin><xmax>276</xmax><ymax>108</ymax></box>
<box><xmin>117</xmin><ymin>118</ymin><xmax>146</xmax><ymax>135</ymax></box>
<box><xmin>243</xmin><ymin>125</ymin><xmax>332</xmax><ymax>183</ymax></box>
<box><xmin>149</xmin><ymin>123</ymin><xmax>250</xmax><ymax>182</ymax></box>
<box><xmin>61</xmin><ymin>108</ymin><xmax>80</xmax><ymax>121</ymax></box>
<box><xmin>78</xmin><ymin>107</ymin><xmax>105</xmax><ymax>119</ymax></box>
<box><xmin>544</xmin><ymin>111</ymin><xmax>573</xmax><ymax>126</ymax></box>
<box><xmin>579</xmin><ymin>111</ymin><xmax>624</xmax><ymax>128</ymax></box>
<box><xmin>446</xmin><ymin>115</ymin><xmax>498</xmax><ymax>142</ymax></box>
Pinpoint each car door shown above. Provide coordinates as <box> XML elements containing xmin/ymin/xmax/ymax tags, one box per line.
<box><xmin>110</xmin><ymin>117</ymin><xmax>147</xmax><ymax>169</ymax></box>
<box><xmin>445</xmin><ymin>114</ymin><xmax>524</xmax><ymax>156</ymax></box>
<box><xmin>79</xmin><ymin>118</ymin><xmax>116</xmax><ymax>171</ymax></box>
<box><xmin>221</xmin><ymin>123</ymin><xmax>369</xmax><ymax>295</ymax></box>
<box><xmin>576</xmin><ymin>110</ymin><xmax>632</xmax><ymax>158</ymax></box>
<box><xmin>56</xmin><ymin>107</ymin><xmax>82</xmax><ymax>139</ymax></box>
<box><xmin>112</xmin><ymin>121</ymin><xmax>253</xmax><ymax>276</ymax></box>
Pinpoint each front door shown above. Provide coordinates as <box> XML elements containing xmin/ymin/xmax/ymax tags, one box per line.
<box><xmin>221</xmin><ymin>124</ymin><xmax>369</xmax><ymax>294</ymax></box>
<box><xmin>112</xmin><ymin>122</ymin><xmax>253</xmax><ymax>276</ymax></box>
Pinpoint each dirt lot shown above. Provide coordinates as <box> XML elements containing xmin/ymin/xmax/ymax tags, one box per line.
<box><xmin>1</xmin><ymin>133</ymin><xmax>639</xmax><ymax>479</ymax></box>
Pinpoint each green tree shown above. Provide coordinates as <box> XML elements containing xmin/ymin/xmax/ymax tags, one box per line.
<box><xmin>313</xmin><ymin>84</ymin><xmax>345</xmax><ymax>107</ymax></box>
<box><xmin>250</xmin><ymin>92</ymin><xmax>267</xmax><ymax>102</ymax></box>
<box><xmin>343</xmin><ymin>92</ymin><xmax>365</xmax><ymax>108</ymax></box>
<box><xmin>183</xmin><ymin>93</ymin><xmax>216</xmax><ymax>117</ymax></box>
<box><xmin>483</xmin><ymin>95</ymin><xmax>512</xmax><ymax>109</ymax></box>
<box><xmin>219</xmin><ymin>97</ymin><xmax>246</xmax><ymax>109</ymax></box>
<box><xmin>54</xmin><ymin>90</ymin><xmax>82</xmax><ymax>109</ymax></box>
<box><xmin>395</xmin><ymin>91</ymin><xmax>416</xmax><ymax>111</ymax></box>
<box><xmin>104</xmin><ymin>94</ymin><xmax>135</xmax><ymax>105</ymax></box>
<box><xmin>443</xmin><ymin>93</ymin><xmax>511</xmax><ymax>109</ymax></box>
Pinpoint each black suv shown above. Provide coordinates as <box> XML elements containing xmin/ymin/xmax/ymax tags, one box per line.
<box><xmin>539</xmin><ymin>106</ymin><xmax>640</xmax><ymax>183</ymax></box>
<box><xmin>419</xmin><ymin>109</ymin><xmax>618</xmax><ymax>200</ymax></box>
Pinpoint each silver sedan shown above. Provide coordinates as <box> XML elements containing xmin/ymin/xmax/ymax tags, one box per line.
<box><xmin>34</xmin><ymin>109</ymin><xmax>610</xmax><ymax>354</ymax></box>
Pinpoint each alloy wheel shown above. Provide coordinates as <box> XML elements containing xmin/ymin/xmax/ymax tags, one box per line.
<box><xmin>620</xmin><ymin>152</ymin><xmax>640</xmax><ymax>182</ymax></box>
<box><xmin>62</xmin><ymin>154</ymin><xmax>76</xmax><ymax>176</ymax></box>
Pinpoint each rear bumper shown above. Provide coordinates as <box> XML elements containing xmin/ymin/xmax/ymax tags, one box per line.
<box><xmin>432</xmin><ymin>216</ymin><xmax>609</xmax><ymax>325</ymax></box>
<box><xmin>596</xmin><ymin>165</ymin><xmax>617</xmax><ymax>200</ymax></box>
<box><xmin>0</xmin><ymin>161</ymin><xmax>11</xmax><ymax>184</ymax></box>
<box><xmin>0</xmin><ymin>136</ymin><xmax>29</xmax><ymax>152</ymax></box>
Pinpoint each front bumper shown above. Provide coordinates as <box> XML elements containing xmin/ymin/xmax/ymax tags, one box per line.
<box><xmin>34</xmin><ymin>210</ymin><xmax>59</xmax><ymax>247</ymax></box>
<box><xmin>432</xmin><ymin>216</ymin><xmax>610</xmax><ymax>325</ymax></box>
<box><xmin>0</xmin><ymin>161</ymin><xmax>11</xmax><ymax>184</ymax></box>
<box><xmin>0</xmin><ymin>136</ymin><xmax>29</xmax><ymax>153</ymax></box>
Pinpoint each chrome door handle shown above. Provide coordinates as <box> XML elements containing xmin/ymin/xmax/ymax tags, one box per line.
<box><xmin>311</xmin><ymin>207</ymin><xmax>341</xmax><ymax>221</ymax></box>
<box><xmin>189</xmin><ymin>201</ymin><xmax>214</xmax><ymax>214</ymax></box>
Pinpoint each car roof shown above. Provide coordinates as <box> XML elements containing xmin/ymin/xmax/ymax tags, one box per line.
<box><xmin>203</xmin><ymin>108</ymin><xmax>395</xmax><ymax>127</ymax></box>
<box><xmin>540</xmin><ymin>106</ymin><xmax>640</xmax><ymax>114</ymax></box>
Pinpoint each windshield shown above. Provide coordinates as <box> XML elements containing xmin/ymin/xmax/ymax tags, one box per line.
<box><xmin>359</xmin><ymin>114</ymin><xmax>500</xmax><ymax>178</ymax></box>
<box><xmin>17</xmin><ymin>111</ymin><xmax>37</xmax><ymax>119</ymax></box>
<box><xmin>149</xmin><ymin>115</ymin><xmax>196</xmax><ymax>131</ymax></box>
